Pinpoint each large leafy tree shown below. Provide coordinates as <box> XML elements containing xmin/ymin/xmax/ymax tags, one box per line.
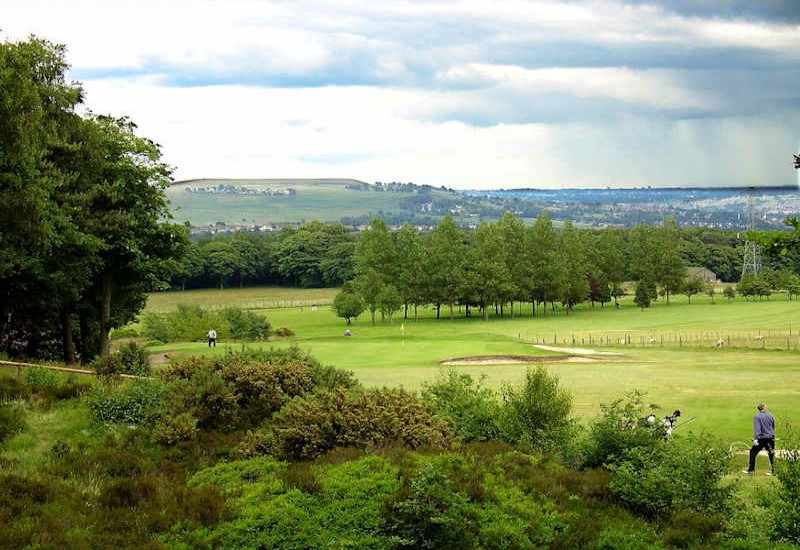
<box><xmin>472</xmin><ymin>221</ymin><xmax>513</xmax><ymax>321</ymax></box>
<box><xmin>394</xmin><ymin>223</ymin><xmax>426</xmax><ymax>320</ymax></box>
<box><xmin>0</xmin><ymin>37</ymin><xmax>186</xmax><ymax>361</ymax></box>
<box><xmin>425</xmin><ymin>216</ymin><xmax>467</xmax><ymax>320</ymax></box>
<box><xmin>558</xmin><ymin>221</ymin><xmax>589</xmax><ymax>313</ymax></box>
<box><xmin>354</xmin><ymin>217</ymin><xmax>398</xmax><ymax>324</ymax></box>
<box><xmin>74</xmin><ymin>115</ymin><xmax>187</xmax><ymax>356</ymax></box>
<box><xmin>527</xmin><ymin>212</ymin><xmax>565</xmax><ymax>316</ymax></box>
<box><xmin>0</xmin><ymin>37</ymin><xmax>86</xmax><ymax>360</ymax></box>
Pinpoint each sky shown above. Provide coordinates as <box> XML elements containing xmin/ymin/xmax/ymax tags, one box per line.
<box><xmin>3</xmin><ymin>0</ymin><xmax>800</xmax><ymax>189</ymax></box>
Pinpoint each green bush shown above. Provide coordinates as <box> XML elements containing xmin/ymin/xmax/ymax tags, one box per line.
<box><xmin>173</xmin><ymin>456</ymin><xmax>400</xmax><ymax>549</ymax></box>
<box><xmin>261</xmin><ymin>387</ymin><xmax>453</xmax><ymax>461</ymax></box>
<box><xmin>118</xmin><ymin>341</ymin><xmax>150</xmax><ymax>376</ymax></box>
<box><xmin>91</xmin><ymin>342</ymin><xmax>150</xmax><ymax>377</ymax></box>
<box><xmin>499</xmin><ymin>366</ymin><xmax>576</xmax><ymax>454</ymax></box>
<box><xmin>608</xmin><ymin>433</ymin><xmax>733</xmax><ymax>521</ymax></box>
<box><xmin>153</xmin><ymin>412</ymin><xmax>198</xmax><ymax>446</ymax></box>
<box><xmin>221</xmin><ymin>307</ymin><xmax>271</xmax><ymax>340</ymax></box>
<box><xmin>389</xmin><ymin>454</ymin><xmax>563</xmax><ymax>549</ymax></box>
<box><xmin>216</xmin><ymin>355</ymin><xmax>314</xmax><ymax>423</ymax></box>
<box><xmin>581</xmin><ymin>390</ymin><xmax>664</xmax><ymax>469</ymax></box>
<box><xmin>163</xmin><ymin>368</ymin><xmax>240</xmax><ymax>431</ymax></box>
<box><xmin>0</xmin><ymin>405</ymin><xmax>24</xmax><ymax>444</ymax></box>
<box><xmin>140</xmin><ymin>304</ymin><xmax>271</xmax><ymax>343</ymax></box>
<box><xmin>23</xmin><ymin>367</ymin><xmax>61</xmax><ymax>388</ymax></box>
<box><xmin>421</xmin><ymin>369</ymin><xmax>501</xmax><ymax>442</ymax></box>
<box><xmin>86</xmin><ymin>380</ymin><xmax>164</xmax><ymax>424</ymax></box>
<box><xmin>0</xmin><ymin>376</ymin><xmax>30</xmax><ymax>402</ymax></box>
<box><xmin>772</xmin><ymin>433</ymin><xmax>800</xmax><ymax>543</ymax></box>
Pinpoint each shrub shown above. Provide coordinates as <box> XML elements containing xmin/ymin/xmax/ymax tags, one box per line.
<box><xmin>153</xmin><ymin>412</ymin><xmax>198</xmax><ymax>446</ymax></box>
<box><xmin>118</xmin><ymin>341</ymin><xmax>150</xmax><ymax>376</ymax></box>
<box><xmin>86</xmin><ymin>380</ymin><xmax>164</xmax><ymax>424</ymax></box>
<box><xmin>499</xmin><ymin>366</ymin><xmax>576</xmax><ymax>454</ymax></box>
<box><xmin>581</xmin><ymin>390</ymin><xmax>664</xmax><ymax>469</ymax></box>
<box><xmin>771</xmin><ymin>432</ymin><xmax>800</xmax><ymax>543</ymax></box>
<box><xmin>389</xmin><ymin>454</ymin><xmax>563</xmax><ymax>549</ymax></box>
<box><xmin>421</xmin><ymin>369</ymin><xmax>501</xmax><ymax>442</ymax></box>
<box><xmin>273</xmin><ymin>327</ymin><xmax>294</xmax><ymax>337</ymax></box>
<box><xmin>216</xmin><ymin>355</ymin><xmax>314</xmax><ymax>423</ymax></box>
<box><xmin>0</xmin><ymin>376</ymin><xmax>30</xmax><ymax>402</ymax></box>
<box><xmin>91</xmin><ymin>342</ymin><xmax>149</xmax><ymax>377</ymax></box>
<box><xmin>221</xmin><ymin>307</ymin><xmax>271</xmax><ymax>340</ymax></box>
<box><xmin>263</xmin><ymin>388</ymin><xmax>453</xmax><ymax>461</ymax></box>
<box><xmin>0</xmin><ymin>405</ymin><xmax>24</xmax><ymax>445</ymax></box>
<box><xmin>23</xmin><ymin>367</ymin><xmax>61</xmax><ymax>388</ymax></box>
<box><xmin>163</xmin><ymin>367</ymin><xmax>240</xmax><ymax>431</ymax></box>
<box><xmin>608</xmin><ymin>433</ymin><xmax>733</xmax><ymax>520</ymax></box>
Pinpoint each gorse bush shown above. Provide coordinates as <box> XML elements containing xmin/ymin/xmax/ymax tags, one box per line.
<box><xmin>140</xmin><ymin>304</ymin><xmax>270</xmax><ymax>343</ymax></box>
<box><xmin>608</xmin><ymin>433</ymin><xmax>733</xmax><ymax>520</ymax></box>
<box><xmin>91</xmin><ymin>341</ymin><xmax>150</xmax><ymax>377</ymax></box>
<box><xmin>258</xmin><ymin>387</ymin><xmax>454</xmax><ymax>461</ymax></box>
<box><xmin>581</xmin><ymin>390</ymin><xmax>664</xmax><ymax>469</ymax></box>
<box><xmin>0</xmin><ymin>405</ymin><xmax>24</xmax><ymax>445</ymax></box>
<box><xmin>421</xmin><ymin>369</ymin><xmax>501</xmax><ymax>442</ymax></box>
<box><xmin>499</xmin><ymin>366</ymin><xmax>576</xmax><ymax>454</ymax></box>
<box><xmin>87</xmin><ymin>380</ymin><xmax>164</xmax><ymax>424</ymax></box>
<box><xmin>772</xmin><ymin>431</ymin><xmax>800</xmax><ymax>543</ymax></box>
<box><xmin>23</xmin><ymin>367</ymin><xmax>60</xmax><ymax>388</ymax></box>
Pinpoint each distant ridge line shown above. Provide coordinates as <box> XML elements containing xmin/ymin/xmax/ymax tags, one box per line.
<box><xmin>172</xmin><ymin>178</ymin><xmax>370</xmax><ymax>186</ymax></box>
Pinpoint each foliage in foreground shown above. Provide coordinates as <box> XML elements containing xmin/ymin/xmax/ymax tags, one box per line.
<box><xmin>3</xmin><ymin>354</ymin><xmax>799</xmax><ymax>548</ymax></box>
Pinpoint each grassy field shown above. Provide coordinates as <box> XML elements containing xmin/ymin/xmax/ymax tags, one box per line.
<box><xmin>166</xmin><ymin>180</ymin><xmax>424</xmax><ymax>225</ymax></box>
<box><xmin>141</xmin><ymin>286</ymin><xmax>800</xmax><ymax>449</ymax></box>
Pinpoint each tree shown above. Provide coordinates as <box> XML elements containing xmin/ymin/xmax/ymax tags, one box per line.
<box><xmin>332</xmin><ymin>288</ymin><xmax>365</xmax><ymax>324</ymax></box>
<box><xmin>0</xmin><ymin>38</ymin><xmax>185</xmax><ymax>360</ymax></box>
<box><xmin>723</xmin><ymin>286</ymin><xmax>736</xmax><ymax>300</ymax></box>
<box><xmin>75</xmin><ymin>115</ymin><xmax>187</xmax><ymax>355</ymax></box>
<box><xmin>558</xmin><ymin>221</ymin><xmax>589</xmax><ymax>313</ymax></box>
<box><xmin>472</xmin><ymin>221</ymin><xmax>513</xmax><ymax>320</ymax></box>
<box><xmin>497</xmin><ymin>212</ymin><xmax>529</xmax><ymax>318</ymax></box>
<box><xmin>527</xmin><ymin>212</ymin><xmax>565</xmax><ymax>316</ymax></box>
<box><xmin>354</xmin><ymin>217</ymin><xmax>397</xmax><ymax>323</ymax></box>
<box><xmin>705</xmin><ymin>282</ymin><xmax>716</xmax><ymax>304</ymax></box>
<box><xmin>202</xmin><ymin>241</ymin><xmax>239</xmax><ymax>290</ymax></box>
<box><xmin>425</xmin><ymin>216</ymin><xmax>467</xmax><ymax>320</ymax></box>
<box><xmin>634</xmin><ymin>279</ymin><xmax>657</xmax><ymax>310</ymax></box>
<box><xmin>655</xmin><ymin>218</ymin><xmax>686</xmax><ymax>304</ymax></box>
<box><xmin>683</xmin><ymin>277</ymin><xmax>705</xmax><ymax>304</ymax></box>
<box><xmin>595</xmin><ymin>228</ymin><xmax>626</xmax><ymax>304</ymax></box>
<box><xmin>394</xmin><ymin>224</ymin><xmax>426</xmax><ymax>320</ymax></box>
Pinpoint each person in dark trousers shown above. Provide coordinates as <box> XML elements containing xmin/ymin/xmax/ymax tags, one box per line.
<box><xmin>207</xmin><ymin>328</ymin><xmax>217</xmax><ymax>348</ymax></box>
<box><xmin>743</xmin><ymin>402</ymin><xmax>775</xmax><ymax>476</ymax></box>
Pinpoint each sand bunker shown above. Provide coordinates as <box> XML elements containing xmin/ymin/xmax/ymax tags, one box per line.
<box><xmin>442</xmin><ymin>354</ymin><xmax>600</xmax><ymax>366</ymax></box>
<box><xmin>533</xmin><ymin>345</ymin><xmax>622</xmax><ymax>356</ymax></box>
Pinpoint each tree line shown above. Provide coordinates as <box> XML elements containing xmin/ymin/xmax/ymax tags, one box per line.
<box><xmin>171</xmin><ymin>213</ymin><xmax>799</xmax><ymax>324</ymax></box>
<box><xmin>0</xmin><ymin>37</ymin><xmax>187</xmax><ymax>363</ymax></box>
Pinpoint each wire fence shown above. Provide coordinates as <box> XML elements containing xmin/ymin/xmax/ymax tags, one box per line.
<box><xmin>521</xmin><ymin>330</ymin><xmax>800</xmax><ymax>352</ymax></box>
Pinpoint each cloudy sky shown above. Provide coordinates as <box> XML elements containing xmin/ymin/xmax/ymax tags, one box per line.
<box><xmin>4</xmin><ymin>0</ymin><xmax>800</xmax><ymax>189</ymax></box>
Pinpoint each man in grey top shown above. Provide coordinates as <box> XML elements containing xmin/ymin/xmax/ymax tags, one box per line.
<box><xmin>743</xmin><ymin>403</ymin><xmax>775</xmax><ymax>476</ymax></box>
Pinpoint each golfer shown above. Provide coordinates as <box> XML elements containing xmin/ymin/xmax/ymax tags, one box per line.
<box><xmin>743</xmin><ymin>403</ymin><xmax>775</xmax><ymax>476</ymax></box>
<box><xmin>207</xmin><ymin>328</ymin><xmax>217</xmax><ymax>348</ymax></box>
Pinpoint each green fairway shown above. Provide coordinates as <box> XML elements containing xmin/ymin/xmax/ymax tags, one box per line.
<box><xmin>143</xmin><ymin>286</ymin><xmax>800</xmax><ymax>444</ymax></box>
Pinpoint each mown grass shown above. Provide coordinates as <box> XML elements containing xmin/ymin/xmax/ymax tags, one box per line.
<box><xmin>139</xmin><ymin>286</ymin><xmax>800</xmax><ymax>447</ymax></box>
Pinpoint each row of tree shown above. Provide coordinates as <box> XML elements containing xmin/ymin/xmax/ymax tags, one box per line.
<box><xmin>1</xmin><ymin>37</ymin><xmax>187</xmax><ymax>362</ymax></box>
<box><xmin>172</xmin><ymin>216</ymin><xmax>758</xmax><ymax>291</ymax></box>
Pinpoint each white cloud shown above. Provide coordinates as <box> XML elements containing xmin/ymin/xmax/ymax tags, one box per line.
<box><xmin>3</xmin><ymin>0</ymin><xmax>799</xmax><ymax>188</ymax></box>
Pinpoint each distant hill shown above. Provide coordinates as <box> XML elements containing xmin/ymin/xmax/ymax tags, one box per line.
<box><xmin>166</xmin><ymin>179</ymin><xmax>800</xmax><ymax>233</ymax></box>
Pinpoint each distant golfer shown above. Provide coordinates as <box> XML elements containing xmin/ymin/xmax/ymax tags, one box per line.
<box><xmin>743</xmin><ymin>403</ymin><xmax>775</xmax><ymax>476</ymax></box>
<box><xmin>207</xmin><ymin>328</ymin><xmax>217</xmax><ymax>348</ymax></box>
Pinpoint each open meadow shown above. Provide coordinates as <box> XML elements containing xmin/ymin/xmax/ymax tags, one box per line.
<box><xmin>144</xmin><ymin>286</ymin><xmax>800</xmax><ymax>447</ymax></box>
